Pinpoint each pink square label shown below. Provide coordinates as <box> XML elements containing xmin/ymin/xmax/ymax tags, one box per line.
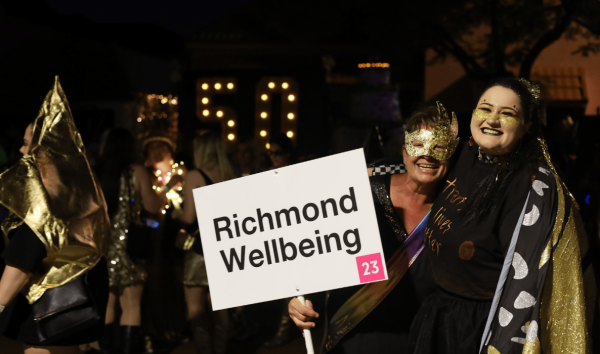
<box><xmin>356</xmin><ymin>253</ymin><xmax>385</xmax><ymax>283</ymax></box>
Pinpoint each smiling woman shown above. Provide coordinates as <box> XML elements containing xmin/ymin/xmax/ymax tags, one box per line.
<box><xmin>409</xmin><ymin>77</ymin><xmax>597</xmax><ymax>354</ymax></box>
<box><xmin>288</xmin><ymin>102</ymin><xmax>461</xmax><ymax>354</ymax></box>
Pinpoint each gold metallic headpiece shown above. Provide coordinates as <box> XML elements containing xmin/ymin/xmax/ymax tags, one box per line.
<box><xmin>404</xmin><ymin>101</ymin><xmax>459</xmax><ymax>161</ymax></box>
<box><xmin>518</xmin><ymin>78</ymin><xmax>541</xmax><ymax>103</ymax></box>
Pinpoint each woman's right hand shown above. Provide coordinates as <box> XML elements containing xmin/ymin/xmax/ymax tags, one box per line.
<box><xmin>288</xmin><ymin>297</ymin><xmax>319</xmax><ymax>329</ymax></box>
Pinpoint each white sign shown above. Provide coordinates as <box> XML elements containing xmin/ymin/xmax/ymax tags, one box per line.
<box><xmin>193</xmin><ymin>149</ymin><xmax>387</xmax><ymax>310</ymax></box>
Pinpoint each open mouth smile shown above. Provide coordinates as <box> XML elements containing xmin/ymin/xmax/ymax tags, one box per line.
<box><xmin>417</xmin><ymin>164</ymin><xmax>439</xmax><ymax>170</ymax></box>
<box><xmin>481</xmin><ymin>127</ymin><xmax>503</xmax><ymax>136</ymax></box>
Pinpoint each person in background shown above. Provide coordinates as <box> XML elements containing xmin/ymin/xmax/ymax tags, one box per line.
<box><xmin>140</xmin><ymin>130</ymin><xmax>188</xmax><ymax>350</ymax></box>
<box><xmin>0</xmin><ymin>77</ymin><xmax>110</xmax><ymax>354</ymax></box>
<box><xmin>233</xmin><ymin>138</ymin><xmax>263</xmax><ymax>177</ymax></box>
<box><xmin>268</xmin><ymin>133</ymin><xmax>295</xmax><ymax>169</ymax></box>
<box><xmin>96</xmin><ymin>128</ymin><xmax>181</xmax><ymax>354</ymax></box>
<box><xmin>178</xmin><ymin>132</ymin><xmax>234</xmax><ymax>354</ymax></box>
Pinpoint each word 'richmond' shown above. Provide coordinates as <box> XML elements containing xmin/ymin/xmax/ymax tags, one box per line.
<box><xmin>213</xmin><ymin>187</ymin><xmax>358</xmax><ymax>241</ymax></box>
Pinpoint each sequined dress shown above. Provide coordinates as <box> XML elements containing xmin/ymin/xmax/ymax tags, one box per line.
<box><xmin>107</xmin><ymin>166</ymin><xmax>146</xmax><ymax>287</ymax></box>
<box><xmin>182</xmin><ymin>169</ymin><xmax>212</xmax><ymax>287</ymax></box>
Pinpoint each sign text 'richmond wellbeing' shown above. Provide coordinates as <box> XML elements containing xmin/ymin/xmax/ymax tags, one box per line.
<box><xmin>193</xmin><ymin>149</ymin><xmax>387</xmax><ymax>310</ymax></box>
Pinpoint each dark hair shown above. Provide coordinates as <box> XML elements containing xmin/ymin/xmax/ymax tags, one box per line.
<box><xmin>96</xmin><ymin>128</ymin><xmax>136</xmax><ymax>217</ymax></box>
<box><xmin>404</xmin><ymin>104</ymin><xmax>441</xmax><ymax>137</ymax></box>
<box><xmin>269</xmin><ymin>133</ymin><xmax>296</xmax><ymax>162</ymax></box>
<box><xmin>462</xmin><ymin>77</ymin><xmax>543</xmax><ymax>224</ymax></box>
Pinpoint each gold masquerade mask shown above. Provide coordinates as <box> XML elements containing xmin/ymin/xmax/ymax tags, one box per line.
<box><xmin>404</xmin><ymin>101</ymin><xmax>459</xmax><ymax>161</ymax></box>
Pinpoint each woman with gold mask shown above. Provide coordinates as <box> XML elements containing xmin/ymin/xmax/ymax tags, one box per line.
<box><xmin>409</xmin><ymin>77</ymin><xmax>596</xmax><ymax>354</ymax></box>
<box><xmin>288</xmin><ymin>102</ymin><xmax>460</xmax><ymax>354</ymax></box>
<box><xmin>0</xmin><ymin>77</ymin><xmax>110</xmax><ymax>353</ymax></box>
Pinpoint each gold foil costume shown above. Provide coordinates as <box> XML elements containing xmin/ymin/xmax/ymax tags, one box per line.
<box><xmin>481</xmin><ymin>138</ymin><xmax>595</xmax><ymax>354</ymax></box>
<box><xmin>106</xmin><ymin>166</ymin><xmax>147</xmax><ymax>287</ymax></box>
<box><xmin>404</xmin><ymin>101</ymin><xmax>459</xmax><ymax>161</ymax></box>
<box><xmin>0</xmin><ymin>76</ymin><xmax>110</xmax><ymax>304</ymax></box>
<box><xmin>537</xmin><ymin>139</ymin><xmax>590</xmax><ymax>353</ymax></box>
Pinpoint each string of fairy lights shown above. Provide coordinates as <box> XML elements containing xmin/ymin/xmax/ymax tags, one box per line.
<box><xmin>152</xmin><ymin>161</ymin><xmax>185</xmax><ymax>214</ymax></box>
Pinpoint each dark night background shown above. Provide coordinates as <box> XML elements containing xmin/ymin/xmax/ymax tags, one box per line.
<box><xmin>0</xmin><ymin>0</ymin><xmax>599</xmax><ymax>353</ymax></box>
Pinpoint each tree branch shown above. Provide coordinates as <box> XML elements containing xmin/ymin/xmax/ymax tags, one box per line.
<box><xmin>428</xmin><ymin>23</ymin><xmax>492</xmax><ymax>80</ymax></box>
<box><xmin>520</xmin><ymin>0</ymin><xmax>582</xmax><ymax>79</ymax></box>
<box><xmin>490</xmin><ymin>0</ymin><xmax>508</xmax><ymax>75</ymax></box>
<box><xmin>574</xmin><ymin>18</ymin><xmax>600</xmax><ymax>35</ymax></box>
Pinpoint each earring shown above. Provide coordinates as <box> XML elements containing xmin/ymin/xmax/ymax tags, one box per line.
<box><xmin>469</xmin><ymin>136</ymin><xmax>475</xmax><ymax>147</ymax></box>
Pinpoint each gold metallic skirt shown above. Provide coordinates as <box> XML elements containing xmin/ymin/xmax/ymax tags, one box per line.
<box><xmin>183</xmin><ymin>251</ymin><xmax>209</xmax><ymax>287</ymax></box>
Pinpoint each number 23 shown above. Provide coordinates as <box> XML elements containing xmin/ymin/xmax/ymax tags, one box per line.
<box><xmin>362</xmin><ymin>261</ymin><xmax>379</xmax><ymax>276</ymax></box>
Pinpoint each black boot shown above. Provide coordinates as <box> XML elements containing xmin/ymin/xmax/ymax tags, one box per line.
<box><xmin>121</xmin><ymin>325</ymin><xmax>144</xmax><ymax>354</ymax></box>
<box><xmin>98</xmin><ymin>324</ymin><xmax>114</xmax><ymax>354</ymax></box>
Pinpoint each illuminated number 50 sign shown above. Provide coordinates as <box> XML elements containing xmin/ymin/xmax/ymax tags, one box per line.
<box><xmin>196</xmin><ymin>77</ymin><xmax>298</xmax><ymax>147</ymax></box>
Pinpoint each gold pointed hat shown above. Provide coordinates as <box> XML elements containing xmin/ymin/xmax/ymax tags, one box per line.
<box><xmin>0</xmin><ymin>76</ymin><xmax>110</xmax><ymax>303</ymax></box>
<box><xmin>404</xmin><ymin>101</ymin><xmax>460</xmax><ymax>161</ymax></box>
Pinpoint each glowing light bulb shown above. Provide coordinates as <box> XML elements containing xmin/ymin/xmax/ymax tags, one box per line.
<box><xmin>216</xmin><ymin>111</ymin><xmax>223</xmax><ymax>118</ymax></box>
<box><xmin>137</xmin><ymin>117</ymin><xmax>142</xmax><ymax>122</ymax></box>
<box><xmin>261</xmin><ymin>94</ymin><xmax>268</xmax><ymax>101</ymax></box>
<box><xmin>268</xmin><ymin>82</ymin><xmax>275</xmax><ymax>89</ymax></box>
<box><xmin>260</xmin><ymin>130</ymin><xmax>267</xmax><ymax>137</ymax></box>
<box><xmin>266</xmin><ymin>143</ymin><xmax>270</xmax><ymax>149</ymax></box>
<box><xmin>162</xmin><ymin>210</ymin><xmax>166</xmax><ymax>214</ymax></box>
<box><xmin>282</xmin><ymin>82</ymin><xmax>289</xmax><ymax>89</ymax></box>
<box><xmin>202</xmin><ymin>83</ymin><xmax>209</xmax><ymax>90</ymax></box>
<box><xmin>228</xmin><ymin>120</ymin><xmax>235</xmax><ymax>127</ymax></box>
<box><xmin>215</xmin><ymin>83</ymin><xmax>221</xmax><ymax>90</ymax></box>
<box><xmin>227</xmin><ymin>83</ymin><xmax>234</xmax><ymax>89</ymax></box>
<box><xmin>156</xmin><ymin>170</ymin><xmax>162</xmax><ymax>175</ymax></box>
<box><xmin>228</xmin><ymin>134</ymin><xmax>235</xmax><ymax>140</ymax></box>
<box><xmin>152</xmin><ymin>186</ymin><xmax>157</xmax><ymax>190</ymax></box>
<box><xmin>161</xmin><ymin>98</ymin><xmax>168</xmax><ymax>104</ymax></box>
<box><xmin>203</xmin><ymin>110</ymin><xmax>209</xmax><ymax>116</ymax></box>
<box><xmin>288</xmin><ymin>94</ymin><xmax>295</xmax><ymax>101</ymax></box>
<box><xmin>287</xmin><ymin>131</ymin><xmax>294</xmax><ymax>138</ymax></box>
<box><xmin>157</xmin><ymin>187</ymin><xmax>162</xmax><ymax>192</ymax></box>
<box><xmin>158</xmin><ymin>176</ymin><xmax>163</xmax><ymax>181</ymax></box>
<box><xmin>287</xmin><ymin>113</ymin><xmax>294</xmax><ymax>120</ymax></box>
<box><xmin>202</xmin><ymin>97</ymin><xmax>209</xmax><ymax>104</ymax></box>
<box><xmin>261</xmin><ymin>112</ymin><xmax>268</xmax><ymax>119</ymax></box>
<box><xmin>180</xmin><ymin>161</ymin><xmax>184</xmax><ymax>165</ymax></box>
<box><xmin>178</xmin><ymin>169</ymin><xmax>183</xmax><ymax>175</ymax></box>
<box><xmin>171</xmin><ymin>99</ymin><xmax>177</xmax><ymax>104</ymax></box>
<box><xmin>178</xmin><ymin>186</ymin><xmax>182</xmax><ymax>191</ymax></box>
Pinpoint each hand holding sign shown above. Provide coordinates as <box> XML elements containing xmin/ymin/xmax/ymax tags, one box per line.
<box><xmin>193</xmin><ymin>149</ymin><xmax>387</xmax><ymax>353</ymax></box>
<box><xmin>289</xmin><ymin>297</ymin><xmax>318</xmax><ymax>328</ymax></box>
